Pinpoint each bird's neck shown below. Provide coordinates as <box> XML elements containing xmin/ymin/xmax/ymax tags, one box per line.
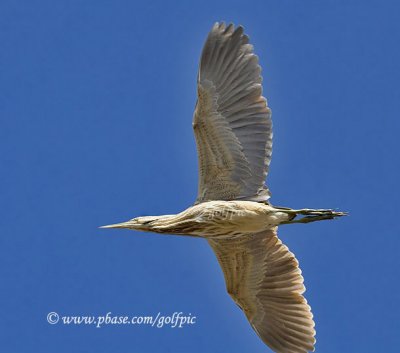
<box><xmin>137</xmin><ymin>212</ymin><xmax>200</xmax><ymax>237</ymax></box>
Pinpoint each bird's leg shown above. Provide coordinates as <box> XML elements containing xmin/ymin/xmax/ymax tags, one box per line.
<box><xmin>275</xmin><ymin>207</ymin><xmax>347</xmax><ymax>225</ymax></box>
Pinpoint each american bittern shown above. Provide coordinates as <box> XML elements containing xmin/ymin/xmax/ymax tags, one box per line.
<box><xmin>101</xmin><ymin>23</ymin><xmax>345</xmax><ymax>353</ymax></box>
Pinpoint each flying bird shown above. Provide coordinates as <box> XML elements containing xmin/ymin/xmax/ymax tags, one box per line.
<box><xmin>101</xmin><ymin>22</ymin><xmax>345</xmax><ymax>353</ymax></box>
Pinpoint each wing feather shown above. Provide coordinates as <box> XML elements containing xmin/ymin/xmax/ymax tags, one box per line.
<box><xmin>194</xmin><ymin>23</ymin><xmax>272</xmax><ymax>203</ymax></box>
<box><xmin>208</xmin><ymin>229</ymin><xmax>316</xmax><ymax>353</ymax></box>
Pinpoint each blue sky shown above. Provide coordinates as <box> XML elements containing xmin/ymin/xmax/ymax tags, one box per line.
<box><xmin>2</xmin><ymin>1</ymin><xmax>400</xmax><ymax>352</ymax></box>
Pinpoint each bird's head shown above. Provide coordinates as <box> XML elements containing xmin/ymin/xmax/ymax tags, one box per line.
<box><xmin>99</xmin><ymin>216</ymin><xmax>159</xmax><ymax>231</ymax></box>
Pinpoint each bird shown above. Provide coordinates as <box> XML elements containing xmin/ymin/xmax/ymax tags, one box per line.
<box><xmin>101</xmin><ymin>22</ymin><xmax>346</xmax><ymax>353</ymax></box>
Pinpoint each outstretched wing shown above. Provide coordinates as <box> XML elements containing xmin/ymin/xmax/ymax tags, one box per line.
<box><xmin>194</xmin><ymin>22</ymin><xmax>272</xmax><ymax>203</ymax></box>
<box><xmin>208</xmin><ymin>228</ymin><xmax>316</xmax><ymax>353</ymax></box>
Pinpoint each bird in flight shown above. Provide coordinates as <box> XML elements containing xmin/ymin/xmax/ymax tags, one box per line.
<box><xmin>101</xmin><ymin>22</ymin><xmax>345</xmax><ymax>353</ymax></box>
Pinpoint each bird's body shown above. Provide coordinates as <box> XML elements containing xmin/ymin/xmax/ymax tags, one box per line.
<box><xmin>102</xmin><ymin>22</ymin><xmax>346</xmax><ymax>353</ymax></box>
<box><xmin>103</xmin><ymin>201</ymin><xmax>291</xmax><ymax>237</ymax></box>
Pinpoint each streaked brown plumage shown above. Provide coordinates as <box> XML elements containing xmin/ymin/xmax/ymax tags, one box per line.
<box><xmin>101</xmin><ymin>22</ymin><xmax>345</xmax><ymax>353</ymax></box>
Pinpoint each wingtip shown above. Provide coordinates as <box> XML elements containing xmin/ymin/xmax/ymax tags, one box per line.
<box><xmin>212</xmin><ymin>21</ymin><xmax>244</xmax><ymax>34</ymax></box>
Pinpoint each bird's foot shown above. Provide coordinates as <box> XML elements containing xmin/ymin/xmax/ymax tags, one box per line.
<box><xmin>276</xmin><ymin>207</ymin><xmax>347</xmax><ymax>225</ymax></box>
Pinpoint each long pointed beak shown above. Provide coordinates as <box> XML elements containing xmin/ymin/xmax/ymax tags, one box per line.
<box><xmin>99</xmin><ymin>221</ymin><xmax>131</xmax><ymax>229</ymax></box>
